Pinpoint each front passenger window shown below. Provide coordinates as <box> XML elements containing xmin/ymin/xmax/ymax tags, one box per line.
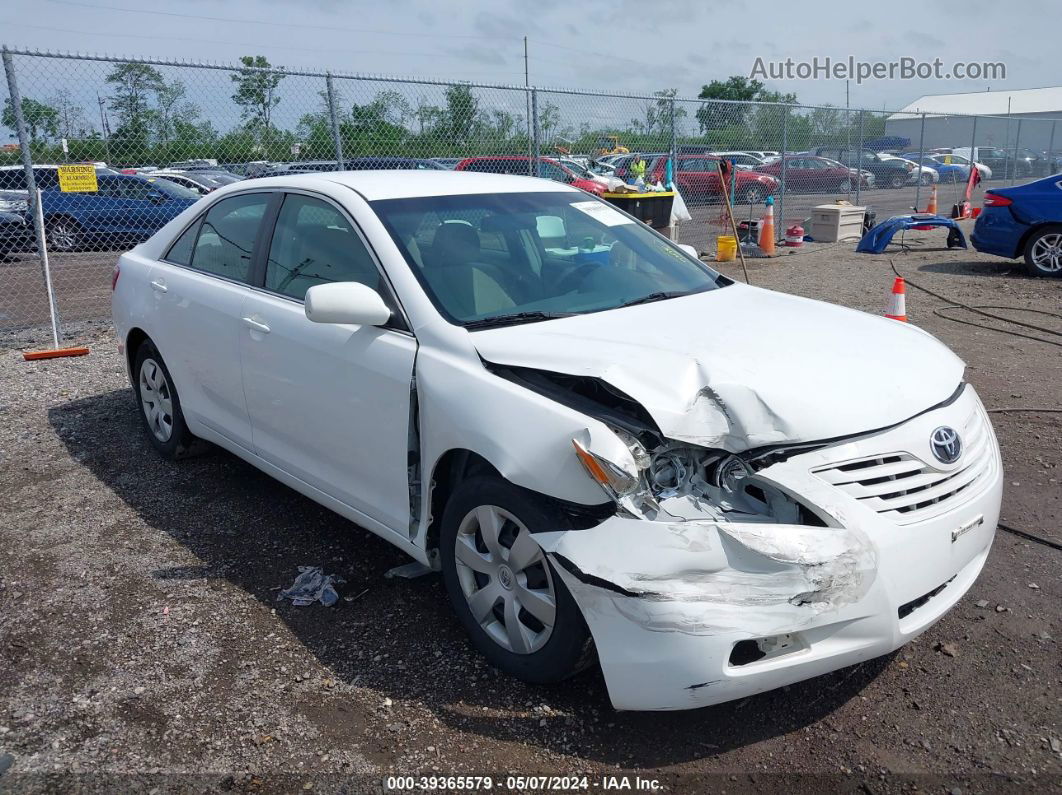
<box><xmin>190</xmin><ymin>193</ymin><xmax>269</xmax><ymax>283</ymax></box>
<box><xmin>264</xmin><ymin>194</ymin><xmax>381</xmax><ymax>300</ymax></box>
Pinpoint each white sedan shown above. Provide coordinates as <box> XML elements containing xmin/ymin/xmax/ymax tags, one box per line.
<box><xmin>112</xmin><ymin>171</ymin><xmax>1002</xmax><ymax>711</ymax></box>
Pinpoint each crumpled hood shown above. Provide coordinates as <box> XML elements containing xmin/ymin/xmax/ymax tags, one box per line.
<box><xmin>472</xmin><ymin>284</ymin><xmax>965</xmax><ymax>451</ymax></box>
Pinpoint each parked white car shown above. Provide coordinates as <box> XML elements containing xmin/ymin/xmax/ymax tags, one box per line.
<box><xmin>112</xmin><ymin>171</ymin><xmax>1002</xmax><ymax>711</ymax></box>
<box><xmin>879</xmin><ymin>154</ymin><xmax>938</xmax><ymax>186</ymax></box>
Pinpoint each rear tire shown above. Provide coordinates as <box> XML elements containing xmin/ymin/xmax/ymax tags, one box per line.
<box><xmin>1022</xmin><ymin>225</ymin><xmax>1062</xmax><ymax>277</ymax></box>
<box><xmin>132</xmin><ymin>340</ymin><xmax>201</xmax><ymax>459</ymax></box>
<box><xmin>440</xmin><ymin>476</ymin><xmax>593</xmax><ymax>684</ymax></box>
<box><xmin>919</xmin><ymin>173</ymin><xmax>933</xmax><ymax>186</ymax></box>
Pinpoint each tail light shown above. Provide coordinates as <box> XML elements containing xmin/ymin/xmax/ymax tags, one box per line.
<box><xmin>111</xmin><ymin>262</ymin><xmax>120</xmax><ymax>291</ymax></box>
<box><xmin>983</xmin><ymin>193</ymin><xmax>1012</xmax><ymax>207</ymax></box>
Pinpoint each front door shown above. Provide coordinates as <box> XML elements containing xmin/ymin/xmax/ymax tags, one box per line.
<box><xmin>239</xmin><ymin>192</ymin><xmax>417</xmax><ymax>534</ymax></box>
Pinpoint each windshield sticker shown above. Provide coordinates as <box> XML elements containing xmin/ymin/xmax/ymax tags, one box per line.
<box><xmin>570</xmin><ymin>200</ymin><xmax>634</xmax><ymax>227</ymax></box>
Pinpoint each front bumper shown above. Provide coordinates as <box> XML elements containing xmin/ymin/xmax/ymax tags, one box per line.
<box><xmin>539</xmin><ymin>386</ymin><xmax>1002</xmax><ymax>710</ymax></box>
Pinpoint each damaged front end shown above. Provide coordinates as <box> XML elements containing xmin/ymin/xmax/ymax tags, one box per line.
<box><xmin>489</xmin><ymin>361</ymin><xmax>830</xmax><ymax>528</ymax></box>
<box><xmin>488</xmin><ymin>363</ymin><xmax>999</xmax><ymax>711</ymax></box>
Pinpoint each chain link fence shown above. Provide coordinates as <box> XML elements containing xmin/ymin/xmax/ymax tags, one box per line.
<box><xmin>2</xmin><ymin>47</ymin><xmax>1060</xmax><ymax>337</ymax></box>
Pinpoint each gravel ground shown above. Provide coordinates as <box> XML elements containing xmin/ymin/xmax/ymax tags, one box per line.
<box><xmin>1</xmin><ymin>228</ymin><xmax>1060</xmax><ymax>793</ymax></box>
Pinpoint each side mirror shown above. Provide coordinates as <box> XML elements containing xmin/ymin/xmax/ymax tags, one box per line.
<box><xmin>677</xmin><ymin>244</ymin><xmax>699</xmax><ymax>260</ymax></box>
<box><xmin>304</xmin><ymin>282</ymin><xmax>391</xmax><ymax>327</ymax></box>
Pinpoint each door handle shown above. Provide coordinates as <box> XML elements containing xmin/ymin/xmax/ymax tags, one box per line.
<box><xmin>242</xmin><ymin>316</ymin><xmax>271</xmax><ymax>334</ymax></box>
<box><xmin>150</xmin><ymin>279</ymin><xmax>168</xmax><ymax>293</ymax></box>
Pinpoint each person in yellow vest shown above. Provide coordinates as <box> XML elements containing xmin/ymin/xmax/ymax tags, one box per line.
<box><xmin>629</xmin><ymin>153</ymin><xmax>646</xmax><ymax>185</ymax></box>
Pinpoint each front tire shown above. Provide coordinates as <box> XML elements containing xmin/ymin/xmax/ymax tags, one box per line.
<box><xmin>440</xmin><ymin>476</ymin><xmax>593</xmax><ymax>684</ymax></box>
<box><xmin>919</xmin><ymin>173</ymin><xmax>933</xmax><ymax>186</ymax></box>
<box><xmin>888</xmin><ymin>173</ymin><xmax>905</xmax><ymax>189</ymax></box>
<box><xmin>45</xmin><ymin>216</ymin><xmax>82</xmax><ymax>252</ymax></box>
<box><xmin>743</xmin><ymin>186</ymin><xmax>764</xmax><ymax>205</ymax></box>
<box><xmin>1023</xmin><ymin>225</ymin><xmax>1062</xmax><ymax>277</ymax></box>
<box><xmin>133</xmin><ymin>340</ymin><xmax>200</xmax><ymax>458</ymax></box>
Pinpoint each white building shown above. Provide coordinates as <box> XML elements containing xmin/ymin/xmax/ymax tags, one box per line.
<box><xmin>885</xmin><ymin>87</ymin><xmax>1062</xmax><ymax>153</ymax></box>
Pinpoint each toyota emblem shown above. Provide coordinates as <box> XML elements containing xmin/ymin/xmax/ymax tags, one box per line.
<box><xmin>930</xmin><ymin>426</ymin><xmax>962</xmax><ymax>464</ymax></box>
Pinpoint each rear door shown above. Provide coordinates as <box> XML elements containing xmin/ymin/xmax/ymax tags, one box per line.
<box><xmin>238</xmin><ymin>190</ymin><xmax>417</xmax><ymax>534</ymax></box>
<box><xmin>149</xmin><ymin>191</ymin><xmax>272</xmax><ymax>450</ymax></box>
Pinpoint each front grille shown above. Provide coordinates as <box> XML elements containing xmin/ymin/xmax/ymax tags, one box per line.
<box><xmin>813</xmin><ymin>405</ymin><xmax>995</xmax><ymax>525</ymax></box>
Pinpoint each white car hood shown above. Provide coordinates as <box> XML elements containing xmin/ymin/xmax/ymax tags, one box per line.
<box><xmin>472</xmin><ymin>285</ymin><xmax>965</xmax><ymax>452</ymax></box>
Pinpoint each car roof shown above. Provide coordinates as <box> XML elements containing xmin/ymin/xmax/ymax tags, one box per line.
<box><xmin>233</xmin><ymin>170</ymin><xmax>583</xmax><ymax>201</ymax></box>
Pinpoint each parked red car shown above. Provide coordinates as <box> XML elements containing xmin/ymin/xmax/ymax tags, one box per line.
<box><xmin>454</xmin><ymin>156</ymin><xmax>606</xmax><ymax>195</ymax></box>
<box><xmin>756</xmin><ymin>156</ymin><xmax>872</xmax><ymax>193</ymax></box>
<box><xmin>648</xmin><ymin>155</ymin><xmax>779</xmax><ymax>205</ymax></box>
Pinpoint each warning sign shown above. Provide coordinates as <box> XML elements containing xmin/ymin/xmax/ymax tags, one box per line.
<box><xmin>57</xmin><ymin>164</ymin><xmax>98</xmax><ymax>193</ymax></box>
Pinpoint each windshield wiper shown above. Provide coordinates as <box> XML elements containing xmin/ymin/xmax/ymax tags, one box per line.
<box><xmin>464</xmin><ymin>311</ymin><xmax>576</xmax><ymax>330</ymax></box>
<box><xmin>616</xmin><ymin>290</ymin><xmax>690</xmax><ymax>309</ymax></box>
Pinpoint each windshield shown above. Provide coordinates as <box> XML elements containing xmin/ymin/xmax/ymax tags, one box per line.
<box><xmin>373</xmin><ymin>191</ymin><xmax>727</xmax><ymax>328</ymax></box>
<box><xmin>147</xmin><ymin>178</ymin><xmax>201</xmax><ymax>199</ymax></box>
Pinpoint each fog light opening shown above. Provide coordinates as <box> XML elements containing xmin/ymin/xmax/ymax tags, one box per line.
<box><xmin>729</xmin><ymin>633</ymin><xmax>805</xmax><ymax>667</ymax></box>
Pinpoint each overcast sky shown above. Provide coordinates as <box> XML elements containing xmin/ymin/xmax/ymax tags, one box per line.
<box><xmin>4</xmin><ymin>0</ymin><xmax>1058</xmax><ymax>110</ymax></box>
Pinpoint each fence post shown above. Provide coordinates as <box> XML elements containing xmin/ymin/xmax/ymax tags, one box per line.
<box><xmin>777</xmin><ymin>104</ymin><xmax>788</xmax><ymax>236</ymax></box>
<box><xmin>530</xmin><ymin>87</ymin><xmax>540</xmax><ymax>177</ymax></box>
<box><xmin>914</xmin><ymin>113</ymin><xmax>926</xmax><ymax>214</ymax></box>
<box><xmin>968</xmin><ymin>115</ymin><xmax>978</xmax><ymax>191</ymax></box>
<box><xmin>669</xmin><ymin>97</ymin><xmax>677</xmax><ymax>174</ymax></box>
<box><xmin>2</xmin><ymin>47</ymin><xmax>60</xmax><ymax>347</ymax></box>
<box><xmin>1012</xmin><ymin>119</ymin><xmax>1022</xmax><ymax>186</ymax></box>
<box><xmin>1048</xmin><ymin>121</ymin><xmax>1056</xmax><ymax>174</ymax></box>
<box><xmin>325</xmin><ymin>72</ymin><xmax>345</xmax><ymax>170</ymax></box>
<box><xmin>855</xmin><ymin>110</ymin><xmax>865</xmax><ymax>206</ymax></box>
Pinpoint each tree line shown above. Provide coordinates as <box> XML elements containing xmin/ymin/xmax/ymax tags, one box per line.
<box><xmin>2</xmin><ymin>64</ymin><xmax>885</xmax><ymax>167</ymax></box>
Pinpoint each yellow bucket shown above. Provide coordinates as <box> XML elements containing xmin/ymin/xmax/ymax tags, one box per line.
<box><xmin>715</xmin><ymin>235</ymin><xmax>737</xmax><ymax>262</ymax></box>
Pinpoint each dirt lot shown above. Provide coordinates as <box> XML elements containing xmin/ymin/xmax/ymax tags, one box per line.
<box><xmin>1</xmin><ymin>226</ymin><xmax>1060</xmax><ymax>793</ymax></box>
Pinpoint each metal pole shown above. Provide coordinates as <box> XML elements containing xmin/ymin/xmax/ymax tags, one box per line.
<box><xmin>3</xmin><ymin>47</ymin><xmax>60</xmax><ymax>347</ymax></box>
<box><xmin>524</xmin><ymin>37</ymin><xmax>532</xmax><ymax>167</ymax></box>
<box><xmin>777</xmin><ymin>105</ymin><xmax>788</xmax><ymax>239</ymax></box>
<box><xmin>1003</xmin><ymin>97</ymin><xmax>1012</xmax><ymax>183</ymax></box>
<box><xmin>855</xmin><ymin>109</ymin><xmax>864</xmax><ymax>206</ymax></box>
<box><xmin>325</xmin><ymin>72</ymin><xmax>345</xmax><ymax>170</ymax></box>
<box><xmin>969</xmin><ymin>115</ymin><xmax>978</xmax><ymax>194</ymax></box>
<box><xmin>669</xmin><ymin>96</ymin><xmax>677</xmax><ymax>241</ymax></box>
<box><xmin>1048</xmin><ymin>121</ymin><xmax>1056</xmax><ymax>176</ymax></box>
<box><xmin>914</xmin><ymin>113</ymin><xmax>926</xmax><ymax>213</ymax></box>
<box><xmin>530</xmin><ymin>87</ymin><xmax>540</xmax><ymax>177</ymax></box>
<box><xmin>1012</xmin><ymin>118</ymin><xmax>1022</xmax><ymax>186</ymax></box>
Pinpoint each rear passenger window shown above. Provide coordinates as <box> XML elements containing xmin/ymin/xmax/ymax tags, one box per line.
<box><xmin>165</xmin><ymin>218</ymin><xmax>202</xmax><ymax>265</ymax></box>
<box><xmin>264</xmin><ymin>194</ymin><xmax>380</xmax><ymax>300</ymax></box>
<box><xmin>189</xmin><ymin>193</ymin><xmax>268</xmax><ymax>283</ymax></box>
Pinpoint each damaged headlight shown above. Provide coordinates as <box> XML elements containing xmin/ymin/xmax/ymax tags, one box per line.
<box><xmin>576</xmin><ymin>431</ymin><xmax>817</xmax><ymax>525</ymax></box>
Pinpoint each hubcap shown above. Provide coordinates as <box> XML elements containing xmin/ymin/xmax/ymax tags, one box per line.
<box><xmin>454</xmin><ymin>505</ymin><xmax>556</xmax><ymax>654</ymax></box>
<box><xmin>1031</xmin><ymin>234</ymin><xmax>1062</xmax><ymax>272</ymax></box>
<box><xmin>139</xmin><ymin>358</ymin><xmax>174</xmax><ymax>442</ymax></box>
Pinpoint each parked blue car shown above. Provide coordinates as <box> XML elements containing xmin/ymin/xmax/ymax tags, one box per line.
<box><xmin>42</xmin><ymin>173</ymin><xmax>200</xmax><ymax>252</ymax></box>
<box><xmin>971</xmin><ymin>174</ymin><xmax>1062</xmax><ymax>277</ymax></box>
<box><xmin>904</xmin><ymin>153</ymin><xmax>970</xmax><ymax>184</ymax></box>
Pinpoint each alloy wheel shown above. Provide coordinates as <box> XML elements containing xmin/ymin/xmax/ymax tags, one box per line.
<box><xmin>139</xmin><ymin>358</ymin><xmax>174</xmax><ymax>442</ymax></box>
<box><xmin>48</xmin><ymin>221</ymin><xmax>78</xmax><ymax>251</ymax></box>
<box><xmin>1030</xmin><ymin>233</ymin><xmax>1062</xmax><ymax>273</ymax></box>
<box><xmin>453</xmin><ymin>504</ymin><xmax>556</xmax><ymax>654</ymax></box>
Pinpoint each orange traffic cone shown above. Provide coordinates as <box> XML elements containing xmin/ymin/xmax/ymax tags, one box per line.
<box><xmin>925</xmin><ymin>185</ymin><xmax>938</xmax><ymax>215</ymax></box>
<box><xmin>758</xmin><ymin>198</ymin><xmax>776</xmax><ymax>256</ymax></box>
<box><xmin>885</xmin><ymin>277</ymin><xmax>907</xmax><ymax>322</ymax></box>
